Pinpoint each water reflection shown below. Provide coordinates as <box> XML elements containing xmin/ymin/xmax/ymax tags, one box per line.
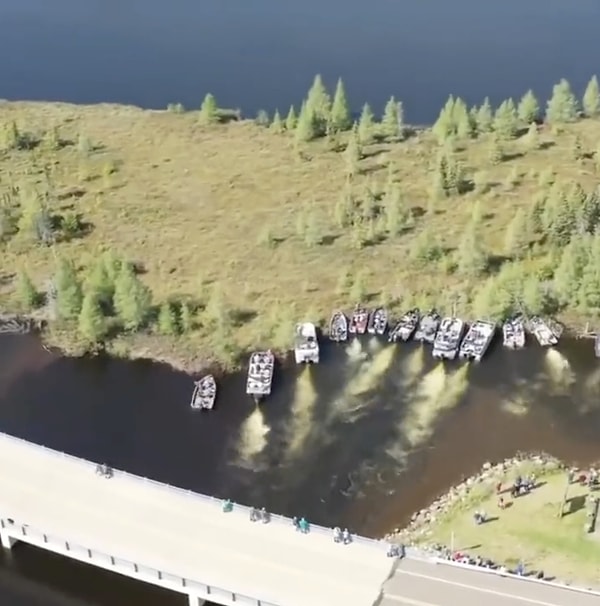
<box><xmin>1</xmin><ymin>333</ymin><xmax>600</xmax><ymax>605</ymax></box>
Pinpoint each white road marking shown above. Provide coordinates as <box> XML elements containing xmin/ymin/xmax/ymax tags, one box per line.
<box><xmin>384</xmin><ymin>595</ymin><xmax>439</xmax><ymax>606</ymax></box>
<box><xmin>394</xmin><ymin>569</ymin><xmax>567</xmax><ymax>606</ymax></box>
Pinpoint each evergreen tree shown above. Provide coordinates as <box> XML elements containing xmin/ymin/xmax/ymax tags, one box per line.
<box><xmin>488</xmin><ymin>133</ymin><xmax>504</xmax><ymax>164</ymax></box>
<box><xmin>43</xmin><ymin>126</ymin><xmax>60</xmax><ymax>151</ymax></box>
<box><xmin>85</xmin><ymin>257</ymin><xmax>114</xmax><ymax>308</ymax></box>
<box><xmin>344</xmin><ymin>125</ymin><xmax>361</xmax><ymax>177</ymax></box>
<box><xmin>457</xmin><ymin>202</ymin><xmax>487</xmax><ymax>276</ymax></box>
<box><xmin>522</xmin><ymin>276</ymin><xmax>546</xmax><ymax>315</ymax></box>
<box><xmin>468</xmin><ymin>106</ymin><xmax>480</xmax><ymax>137</ymax></box>
<box><xmin>410</xmin><ymin>228</ymin><xmax>442</xmax><ymax>266</ymax></box>
<box><xmin>525</xmin><ymin>122</ymin><xmax>539</xmax><ymax>150</ymax></box>
<box><xmin>55</xmin><ymin>258</ymin><xmax>83</xmax><ymax>320</ymax></box>
<box><xmin>295</xmin><ymin>102</ymin><xmax>317</xmax><ymax>143</ymax></box>
<box><xmin>285</xmin><ymin>105</ymin><xmax>297</xmax><ymax>130</ymax></box>
<box><xmin>357</xmin><ymin>103</ymin><xmax>375</xmax><ymax>144</ymax></box>
<box><xmin>381</xmin><ymin>96</ymin><xmax>403</xmax><ymax>140</ymax></box>
<box><xmin>15</xmin><ymin>270</ymin><xmax>38</xmax><ymax>310</ymax></box>
<box><xmin>305</xmin><ymin>74</ymin><xmax>331</xmax><ymax>135</ymax></box>
<box><xmin>578</xmin><ymin>236</ymin><xmax>600</xmax><ymax>313</ymax></box>
<box><xmin>579</xmin><ymin>188</ymin><xmax>600</xmax><ymax>233</ymax></box>
<box><xmin>554</xmin><ymin>237</ymin><xmax>589</xmax><ymax>305</ymax></box>
<box><xmin>330</xmin><ymin>78</ymin><xmax>352</xmax><ymax>132</ymax></box>
<box><xmin>384</xmin><ymin>185</ymin><xmax>404</xmax><ymax>236</ymax></box>
<box><xmin>78</xmin><ymin>292</ymin><xmax>107</xmax><ymax>343</ymax></box>
<box><xmin>504</xmin><ymin>209</ymin><xmax>530</xmax><ymax>259</ymax></box>
<box><xmin>546</xmin><ymin>79</ymin><xmax>579</xmax><ymax>123</ymax></box>
<box><xmin>475</xmin><ymin>98</ymin><xmax>493</xmax><ymax>133</ymax></box>
<box><xmin>452</xmin><ymin>98</ymin><xmax>471</xmax><ymax>138</ymax></box>
<box><xmin>199</xmin><ymin>93</ymin><xmax>219</xmax><ymax>124</ymax></box>
<box><xmin>517</xmin><ymin>90</ymin><xmax>540</xmax><ymax>124</ymax></box>
<box><xmin>493</xmin><ymin>99</ymin><xmax>518</xmax><ymax>139</ymax></box>
<box><xmin>113</xmin><ymin>263</ymin><xmax>152</xmax><ymax>330</ymax></box>
<box><xmin>582</xmin><ymin>75</ymin><xmax>600</xmax><ymax>117</ymax></box>
<box><xmin>0</xmin><ymin>121</ymin><xmax>20</xmax><ymax>151</ymax></box>
<box><xmin>270</xmin><ymin>110</ymin><xmax>284</xmax><ymax>133</ymax></box>
<box><xmin>432</xmin><ymin>96</ymin><xmax>456</xmax><ymax>142</ymax></box>
<box><xmin>334</xmin><ymin>184</ymin><xmax>353</xmax><ymax>228</ymax></box>
<box><xmin>179</xmin><ymin>301</ymin><xmax>193</xmax><ymax>333</ymax></box>
<box><xmin>157</xmin><ymin>302</ymin><xmax>179</xmax><ymax>335</ymax></box>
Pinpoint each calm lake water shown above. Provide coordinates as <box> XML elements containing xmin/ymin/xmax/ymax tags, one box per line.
<box><xmin>1</xmin><ymin>0</ymin><xmax>599</xmax><ymax>121</ymax></box>
<box><xmin>1</xmin><ymin>333</ymin><xmax>600</xmax><ymax>605</ymax></box>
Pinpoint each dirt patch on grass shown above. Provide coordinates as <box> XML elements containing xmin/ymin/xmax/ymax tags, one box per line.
<box><xmin>1</xmin><ymin>101</ymin><xmax>600</xmax><ymax>370</ymax></box>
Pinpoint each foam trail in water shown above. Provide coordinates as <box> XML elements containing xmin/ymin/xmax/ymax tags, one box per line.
<box><xmin>234</xmin><ymin>406</ymin><xmax>271</xmax><ymax>467</ymax></box>
<box><xmin>283</xmin><ymin>365</ymin><xmax>318</xmax><ymax>461</ymax></box>
<box><xmin>387</xmin><ymin>364</ymin><xmax>470</xmax><ymax>464</ymax></box>
<box><xmin>347</xmin><ymin>344</ymin><xmax>396</xmax><ymax>397</ymax></box>
<box><xmin>544</xmin><ymin>349</ymin><xmax>575</xmax><ymax>395</ymax></box>
<box><xmin>500</xmin><ymin>392</ymin><xmax>529</xmax><ymax>416</ymax></box>
<box><xmin>398</xmin><ymin>346</ymin><xmax>426</xmax><ymax>390</ymax></box>
<box><xmin>345</xmin><ymin>338</ymin><xmax>368</xmax><ymax>362</ymax></box>
<box><xmin>368</xmin><ymin>337</ymin><xmax>383</xmax><ymax>353</ymax></box>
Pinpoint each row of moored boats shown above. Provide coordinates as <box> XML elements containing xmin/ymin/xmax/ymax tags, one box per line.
<box><xmin>190</xmin><ymin>308</ymin><xmax>565</xmax><ymax>410</ymax></box>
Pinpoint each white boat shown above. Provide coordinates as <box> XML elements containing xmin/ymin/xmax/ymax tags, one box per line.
<box><xmin>414</xmin><ymin>310</ymin><xmax>441</xmax><ymax>344</ymax></box>
<box><xmin>294</xmin><ymin>322</ymin><xmax>319</xmax><ymax>364</ymax></box>
<box><xmin>432</xmin><ymin>317</ymin><xmax>465</xmax><ymax>360</ymax></box>
<box><xmin>329</xmin><ymin>311</ymin><xmax>348</xmax><ymax>342</ymax></box>
<box><xmin>389</xmin><ymin>309</ymin><xmax>420</xmax><ymax>342</ymax></box>
<box><xmin>190</xmin><ymin>375</ymin><xmax>217</xmax><ymax>410</ymax></box>
<box><xmin>502</xmin><ymin>316</ymin><xmax>526</xmax><ymax>349</ymax></box>
<box><xmin>367</xmin><ymin>308</ymin><xmax>388</xmax><ymax>335</ymax></box>
<box><xmin>529</xmin><ymin>316</ymin><xmax>560</xmax><ymax>347</ymax></box>
<box><xmin>459</xmin><ymin>320</ymin><xmax>496</xmax><ymax>362</ymax></box>
<box><xmin>246</xmin><ymin>350</ymin><xmax>274</xmax><ymax>402</ymax></box>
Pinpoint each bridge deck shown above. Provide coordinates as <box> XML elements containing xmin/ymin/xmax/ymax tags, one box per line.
<box><xmin>0</xmin><ymin>435</ymin><xmax>393</xmax><ymax>606</ymax></box>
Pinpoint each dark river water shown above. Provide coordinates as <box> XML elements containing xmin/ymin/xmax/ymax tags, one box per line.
<box><xmin>1</xmin><ymin>333</ymin><xmax>600</xmax><ymax>605</ymax></box>
<box><xmin>1</xmin><ymin>0</ymin><xmax>599</xmax><ymax>121</ymax></box>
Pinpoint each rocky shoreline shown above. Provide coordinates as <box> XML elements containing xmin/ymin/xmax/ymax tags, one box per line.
<box><xmin>388</xmin><ymin>452</ymin><xmax>564</xmax><ymax>544</ymax></box>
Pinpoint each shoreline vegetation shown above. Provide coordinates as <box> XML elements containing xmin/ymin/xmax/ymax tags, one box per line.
<box><xmin>1</xmin><ymin>75</ymin><xmax>600</xmax><ymax>372</ymax></box>
<box><xmin>394</xmin><ymin>454</ymin><xmax>600</xmax><ymax>587</ymax></box>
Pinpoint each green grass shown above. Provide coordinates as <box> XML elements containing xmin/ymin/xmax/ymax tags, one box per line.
<box><xmin>414</xmin><ymin>465</ymin><xmax>600</xmax><ymax>585</ymax></box>
<box><xmin>0</xmin><ymin>101</ymin><xmax>600</xmax><ymax>369</ymax></box>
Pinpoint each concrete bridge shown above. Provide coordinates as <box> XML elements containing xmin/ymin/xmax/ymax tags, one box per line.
<box><xmin>1</xmin><ymin>431</ymin><xmax>599</xmax><ymax>606</ymax></box>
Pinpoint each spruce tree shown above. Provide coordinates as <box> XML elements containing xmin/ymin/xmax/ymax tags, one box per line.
<box><xmin>113</xmin><ymin>263</ymin><xmax>152</xmax><ymax>330</ymax></box>
<box><xmin>493</xmin><ymin>99</ymin><xmax>518</xmax><ymax>139</ymax></box>
<box><xmin>572</xmin><ymin>135</ymin><xmax>585</xmax><ymax>163</ymax></box>
<box><xmin>489</xmin><ymin>133</ymin><xmax>504</xmax><ymax>164</ymax></box>
<box><xmin>525</xmin><ymin>122</ymin><xmax>539</xmax><ymax>150</ymax></box>
<box><xmin>305</xmin><ymin>74</ymin><xmax>331</xmax><ymax>135</ymax></box>
<box><xmin>457</xmin><ymin>202</ymin><xmax>487</xmax><ymax>276</ymax></box>
<box><xmin>15</xmin><ymin>270</ymin><xmax>38</xmax><ymax>310</ymax></box>
<box><xmin>546</xmin><ymin>79</ymin><xmax>579</xmax><ymax>123</ymax></box>
<box><xmin>199</xmin><ymin>93</ymin><xmax>219</xmax><ymax>124</ymax></box>
<box><xmin>179</xmin><ymin>301</ymin><xmax>193</xmax><ymax>333</ymax></box>
<box><xmin>78</xmin><ymin>292</ymin><xmax>107</xmax><ymax>343</ymax></box>
<box><xmin>452</xmin><ymin>98</ymin><xmax>471</xmax><ymax>138</ymax></box>
<box><xmin>85</xmin><ymin>257</ymin><xmax>114</xmax><ymax>308</ymax></box>
<box><xmin>384</xmin><ymin>185</ymin><xmax>404</xmax><ymax>236</ymax></box>
<box><xmin>285</xmin><ymin>105</ymin><xmax>298</xmax><ymax>130</ymax></box>
<box><xmin>344</xmin><ymin>125</ymin><xmax>361</xmax><ymax>177</ymax></box>
<box><xmin>381</xmin><ymin>96</ymin><xmax>403</xmax><ymax>140</ymax></box>
<box><xmin>578</xmin><ymin>236</ymin><xmax>600</xmax><ymax>313</ymax></box>
<box><xmin>504</xmin><ymin>209</ymin><xmax>529</xmax><ymax>259</ymax></box>
<box><xmin>517</xmin><ymin>90</ymin><xmax>540</xmax><ymax>124</ymax></box>
<box><xmin>476</xmin><ymin>98</ymin><xmax>493</xmax><ymax>133</ymax></box>
<box><xmin>330</xmin><ymin>78</ymin><xmax>352</xmax><ymax>132</ymax></box>
<box><xmin>554</xmin><ymin>237</ymin><xmax>588</xmax><ymax>305</ymax></box>
<box><xmin>295</xmin><ymin>102</ymin><xmax>317</xmax><ymax>143</ymax></box>
<box><xmin>522</xmin><ymin>277</ymin><xmax>546</xmax><ymax>315</ymax></box>
<box><xmin>270</xmin><ymin>110</ymin><xmax>284</xmax><ymax>133</ymax></box>
<box><xmin>55</xmin><ymin>258</ymin><xmax>83</xmax><ymax>321</ymax></box>
<box><xmin>43</xmin><ymin>126</ymin><xmax>60</xmax><ymax>152</ymax></box>
<box><xmin>0</xmin><ymin>121</ymin><xmax>20</xmax><ymax>151</ymax></box>
<box><xmin>582</xmin><ymin>75</ymin><xmax>600</xmax><ymax>117</ymax></box>
<box><xmin>357</xmin><ymin>103</ymin><xmax>375</xmax><ymax>144</ymax></box>
<box><xmin>157</xmin><ymin>302</ymin><xmax>179</xmax><ymax>335</ymax></box>
<box><xmin>432</xmin><ymin>96</ymin><xmax>456</xmax><ymax>142</ymax></box>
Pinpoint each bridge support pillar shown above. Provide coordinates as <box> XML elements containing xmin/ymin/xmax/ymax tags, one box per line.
<box><xmin>188</xmin><ymin>596</ymin><xmax>205</xmax><ymax>606</ymax></box>
<box><xmin>0</xmin><ymin>531</ymin><xmax>16</xmax><ymax>550</ymax></box>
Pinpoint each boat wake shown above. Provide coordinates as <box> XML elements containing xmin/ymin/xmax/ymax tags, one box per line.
<box><xmin>544</xmin><ymin>349</ymin><xmax>575</xmax><ymax>395</ymax></box>
<box><xmin>233</xmin><ymin>406</ymin><xmax>271</xmax><ymax>469</ymax></box>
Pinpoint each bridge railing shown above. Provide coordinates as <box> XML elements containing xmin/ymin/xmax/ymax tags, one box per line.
<box><xmin>0</xmin><ymin>518</ymin><xmax>280</xmax><ymax>606</ymax></box>
<box><xmin>0</xmin><ymin>431</ymin><xmax>389</xmax><ymax>552</ymax></box>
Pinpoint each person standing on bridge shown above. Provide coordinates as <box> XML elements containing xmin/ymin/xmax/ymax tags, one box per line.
<box><xmin>342</xmin><ymin>528</ymin><xmax>351</xmax><ymax>544</ymax></box>
<box><xmin>299</xmin><ymin>517</ymin><xmax>309</xmax><ymax>533</ymax></box>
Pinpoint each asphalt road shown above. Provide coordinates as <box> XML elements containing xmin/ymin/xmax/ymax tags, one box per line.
<box><xmin>381</xmin><ymin>558</ymin><xmax>600</xmax><ymax>606</ymax></box>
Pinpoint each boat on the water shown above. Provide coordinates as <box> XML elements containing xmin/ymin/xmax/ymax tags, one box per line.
<box><xmin>329</xmin><ymin>311</ymin><xmax>348</xmax><ymax>342</ymax></box>
<box><xmin>459</xmin><ymin>320</ymin><xmax>496</xmax><ymax>362</ymax></box>
<box><xmin>246</xmin><ymin>350</ymin><xmax>274</xmax><ymax>402</ymax></box>
<box><xmin>367</xmin><ymin>307</ymin><xmax>388</xmax><ymax>335</ymax></box>
<box><xmin>389</xmin><ymin>309</ymin><xmax>420</xmax><ymax>342</ymax></box>
<box><xmin>595</xmin><ymin>333</ymin><xmax>600</xmax><ymax>358</ymax></box>
<box><xmin>294</xmin><ymin>322</ymin><xmax>319</xmax><ymax>364</ymax></box>
<box><xmin>502</xmin><ymin>316</ymin><xmax>526</xmax><ymax>349</ymax></box>
<box><xmin>432</xmin><ymin>317</ymin><xmax>465</xmax><ymax>360</ymax></box>
<box><xmin>349</xmin><ymin>304</ymin><xmax>369</xmax><ymax>335</ymax></box>
<box><xmin>529</xmin><ymin>316</ymin><xmax>561</xmax><ymax>347</ymax></box>
<box><xmin>414</xmin><ymin>310</ymin><xmax>441</xmax><ymax>344</ymax></box>
<box><xmin>190</xmin><ymin>375</ymin><xmax>217</xmax><ymax>410</ymax></box>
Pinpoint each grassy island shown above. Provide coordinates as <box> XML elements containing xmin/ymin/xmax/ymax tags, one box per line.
<box><xmin>1</xmin><ymin>75</ymin><xmax>600</xmax><ymax>370</ymax></box>
<box><xmin>403</xmin><ymin>458</ymin><xmax>600</xmax><ymax>586</ymax></box>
